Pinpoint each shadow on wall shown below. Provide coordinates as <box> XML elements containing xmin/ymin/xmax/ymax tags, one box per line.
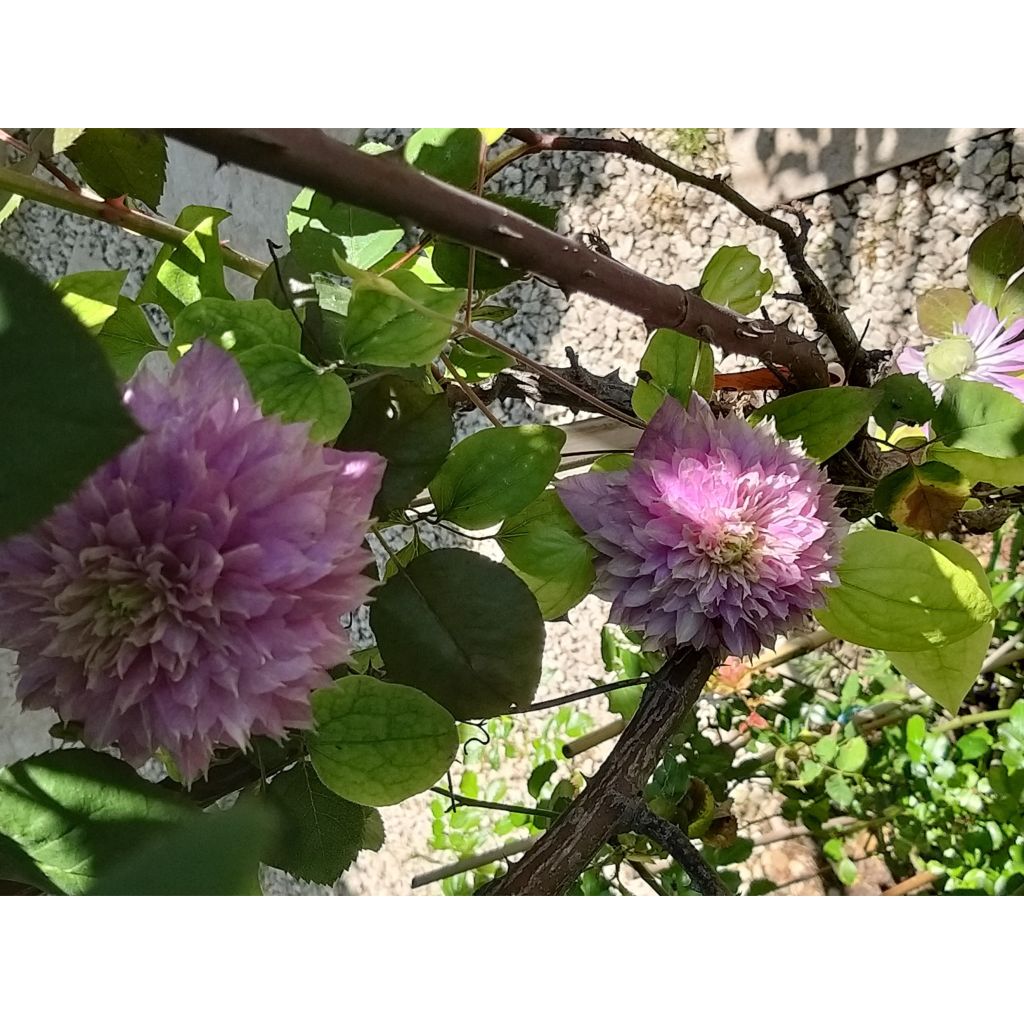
<box><xmin>728</xmin><ymin>128</ymin><xmax>1005</xmax><ymax>206</ymax></box>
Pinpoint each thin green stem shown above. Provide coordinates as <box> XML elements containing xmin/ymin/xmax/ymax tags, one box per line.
<box><xmin>430</xmin><ymin>787</ymin><xmax>560</xmax><ymax>820</ymax></box>
<box><xmin>0</xmin><ymin>164</ymin><xmax>266</xmax><ymax>279</ymax></box>
<box><xmin>935</xmin><ymin>707</ymin><xmax>1016</xmax><ymax>734</ymax></box>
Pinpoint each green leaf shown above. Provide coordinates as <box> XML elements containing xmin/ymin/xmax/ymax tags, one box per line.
<box><xmin>404</xmin><ymin>128</ymin><xmax>482</xmax><ymax>189</ymax></box>
<box><xmin>429</xmin><ymin>425</ymin><xmax>565</xmax><ymax>529</ymax></box>
<box><xmin>815</xmin><ymin>529</ymin><xmax>995</xmax><ymax>652</ymax></box>
<box><xmin>886</xmin><ymin>539</ymin><xmax>994</xmax><ymax>712</ymax></box>
<box><xmin>916</xmin><ymin>288</ymin><xmax>972</xmax><ymax>338</ymax></box>
<box><xmin>751</xmin><ymin>387</ymin><xmax>880</xmax><ymax>460</ymax></box>
<box><xmin>815</xmin><ymin>735</ymin><xmax>839</xmax><ymax>764</ymax></box>
<box><xmin>432</xmin><ymin>193</ymin><xmax>558</xmax><ymax>290</ymax></box>
<box><xmin>96</xmin><ymin>298</ymin><xmax>162</xmax><ymax>378</ymax></box>
<box><xmin>369</xmin><ymin>548</ymin><xmax>544</xmax><ymax>718</ymax></box>
<box><xmin>957</xmin><ymin>728</ymin><xmax>994</xmax><ymax>761</ymax></box>
<box><xmin>0</xmin><ymin>152</ymin><xmax>38</xmax><ymax>226</ymax></box>
<box><xmin>836</xmin><ymin>857</ymin><xmax>859</xmax><ymax>886</ymax></box>
<box><xmin>835</xmin><ymin>737</ymin><xmax>868</xmax><ymax>773</ymax></box>
<box><xmin>931</xmin><ymin>445</ymin><xmax>1024</xmax><ymax>487</ymax></box>
<box><xmin>382</xmin><ymin>533</ymin><xmax>429</xmax><ymax>580</ymax></box>
<box><xmin>631</xmin><ymin>328</ymin><xmax>714</xmax><ymax>421</ymax></box>
<box><xmin>172</xmin><ymin>297</ymin><xmax>301</xmax><ymax>357</ymax></box>
<box><xmin>50</xmin><ymin>128</ymin><xmax>86</xmax><ymax>154</ymax></box>
<box><xmin>308</xmin><ymin>675</ymin><xmax>458</xmax><ymax>806</ymax></box>
<box><xmin>261</xmin><ymin>762</ymin><xmax>381</xmax><ymax>883</ymax></box>
<box><xmin>825</xmin><ymin>773</ymin><xmax>854</xmax><ymax>809</ymax></box>
<box><xmin>873</xmin><ymin>461</ymin><xmax>969</xmax><ymax>533</ymax></box>
<box><xmin>137</xmin><ymin>205</ymin><xmax>233</xmax><ymax>317</ymax></box>
<box><xmin>235</xmin><ymin>345</ymin><xmax>351</xmax><ymax>443</ymax></box>
<box><xmin>344</xmin><ymin>270</ymin><xmax>463</xmax><ymax>366</ymax></box>
<box><xmin>905</xmin><ymin>715</ymin><xmax>926</xmax><ymax>761</ymax></box>
<box><xmin>932</xmin><ymin>378</ymin><xmax>1024</xmax><ymax>459</ymax></box>
<box><xmin>66</xmin><ymin>129</ymin><xmax>167</xmax><ymax>207</ymax></box>
<box><xmin>445</xmin><ymin>336</ymin><xmax>515</xmax><ymax>381</ymax></box>
<box><xmin>498</xmin><ymin>491</ymin><xmax>595</xmax><ymax>619</ymax></box>
<box><xmin>527</xmin><ymin>761</ymin><xmax>557</xmax><ymax>799</ymax></box>
<box><xmin>471</xmin><ymin>304</ymin><xmax>517</xmax><ymax>324</ymax></box>
<box><xmin>53</xmin><ymin>269</ymin><xmax>127</xmax><ymax>333</ymax></box>
<box><xmin>88</xmin><ymin>803</ymin><xmax>276</xmax><ymax>896</ymax></box>
<box><xmin>0</xmin><ymin>253</ymin><xmax>141</xmax><ymax>540</ymax></box>
<box><xmin>699</xmin><ymin>244</ymin><xmax>773</xmax><ymax>314</ymax></box>
<box><xmin>592</xmin><ymin>453</ymin><xmax>633</xmax><ymax>473</ymax></box>
<box><xmin>872</xmin><ymin>374</ymin><xmax>937</xmax><ymax>432</ymax></box>
<box><xmin>287</xmin><ymin>187</ymin><xmax>404</xmax><ymax>275</ymax></box>
<box><xmin>0</xmin><ymin>750</ymin><xmax>193</xmax><ymax>894</ymax></box>
<box><xmin>335</xmin><ymin>375</ymin><xmax>452</xmax><ymax>515</ymax></box>
<box><xmin>967</xmin><ymin>216</ymin><xmax>1024</xmax><ymax>310</ymax></box>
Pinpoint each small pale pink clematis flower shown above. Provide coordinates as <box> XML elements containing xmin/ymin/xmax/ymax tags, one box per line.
<box><xmin>558</xmin><ymin>395</ymin><xmax>846</xmax><ymax>658</ymax></box>
<box><xmin>0</xmin><ymin>343</ymin><xmax>385</xmax><ymax>780</ymax></box>
<box><xmin>897</xmin><ymin>302</ymin><xmax>1024</xmax><ymax>401</ymax></box>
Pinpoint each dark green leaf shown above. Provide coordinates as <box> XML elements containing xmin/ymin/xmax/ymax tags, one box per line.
<box><xmin>235</xmin><ymin>345</ymin><xmax>351</xmax><ymax>443</ymax></box>
<box><xmin>632</xmin><ymin>328</ymin><xmax>713</xmax><ymax>421</ymax></box>
<box><xmin>88</xmin><ymin>802</ymin><xmax>275</xmax><ymax>896</ymax></box>
<box><xmin>699</xmin><ymin>244</ymin><xmax>773</xmax><ymax>314</ymax></box>
<box><xmin>446</xmin><ymin>336</ymin><xmax>515</xmax><ymax>382</ymax></box>
<box><xmin>335</xmin><ymin>375</ymin><xmax>452</xmax><ymax>515</ymax></box>
<box><xmin>382</xmin><ymin>533</ymin><xmax>430</xmax><ymax>580</ymax></box>
<box><xmin>172</xmin><ymin>297</ymin><xmax>300</xmax><ymax>356</ymax></box>
<box><xmin>137</xmin><ymin>205</ymin><xmax>233</xmax><ymax>317</ymax></box>
<box><xmin>967</xmin><ymin>216</ymin><xmax>1024</xmax><ymax>311</ymax></box>
<box><xmin>932</xmin><ymin>378</ymin><xmax>1024</xmax><ymax>459</ymax></box>
<box><xmin>370</xmin><ymin>548</ymin><xmax>544</xmax><ymax>718</ymax></box>
<box><xmin>262</xmin><ymin>762</ymin><xmax>381</xmax><ymax>884</ymax></box>
<box><xmin>498</xmin><ymin>491</ymin><xmax>594</xmax><ymax>619</ymax></box>
<box><xmin>527</xmin><ymin>761</ymin><xmax>557</xmax><ymax>799</ymax></box>
<box><xmin>404</xmin><ymin>128</ymin><xmax>482</xmax><ymax>189</ymax></box>
<box><xmin>287</xmin><ymin>187</ymin><xmax>404</xmax><ymax>275</ymax></box>
<box><xmin>815</xmin><ymin>529</ymin><xmax>995</xmax><ymax>652</ymax></box>
<box><xmin>471</xmin><ymin>304</ymin><xmax>517</xmax><ymax>324</ymax></box>
<box><xmin>53</xmin><ymin>269</ymin><xmax>127</xmax><ymax>333</ymax></box>
<box><xmin>432</xmin><ymin>193</ymin><xmax>558</xmax><ymax>290</ymax></box>
<box><xmin>0</xmin><ymin>749</ymin><xmax>193</xmax><ymax>894</ymax></box>
<box><xmin>0</xmin><ymin>253</ymin><xmax>141</xmax><ymax>540</ymax></box>
<box><xmin>308</xmin><ymin>675</ymin><xmax>458</xmax><ymax>806</ymax></box>
<box><xmin>252</xmin><ymin>249</ymin><xmax>316</xmax><ymax>309</ymax></box>
<box><xmin>872</xmin><ymin>373</ymin><xmax>937</xmax><ymax>432</ymax></box>
<box><xmin>66</xmin><ymin>129</ymin><xmax>167</xmax><ymax>207</ymax></box>
<box><xmin>430</xmin><ymin>425</ymin><xmax>565</xmax><ymax>529</ymax></box>
<box><xmin>751</xmin><ymin>387</ymin><xmax>880</xmax><ymax>460</ymax></box>
<box><xmin>96</xmin><ymin>298</ymin><xmax>162</xmax><ymax>378</ymax></box>
<box><xmin>344</xmin><ymin>271</ymin><xmax>463</xmax><ymax>366</ymax></box>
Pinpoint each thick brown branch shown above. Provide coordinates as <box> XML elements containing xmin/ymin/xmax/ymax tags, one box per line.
<box><xmin>488</xmin><ymin>647</ymin><xmax>716</xmax><ymax>895</ymax></box>
<box><xmin>505</xmin><ymin>129</ymin><xmax>864</xmax><ymax>382</ymax></box>
<box><xmin>164</xmin><ymin>129</ymin><xmax>829</xmax><ymax>389</ymax></box>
